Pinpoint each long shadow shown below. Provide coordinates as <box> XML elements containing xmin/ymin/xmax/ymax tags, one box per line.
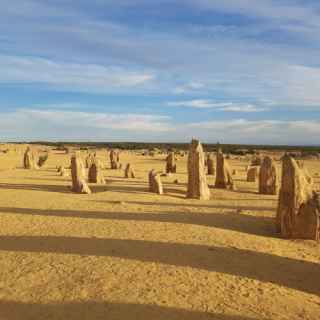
<box><xmin>107</xmin><ymin>179</ymin><xmax>148</xmax><ymax>186</ymax></box>
<box><xmin>233</xmin><ymin>178</ymin><xmax>247</xmax><ymax>182</ymax></box>
<box><xmin>162</xmin><ymin>187</ymin><xmax>186</xmax><ymax>196</ymax></box>
<box><xmin>140</xmin><ymin>158</ymin><xmax>165</xmax><ymax>162</ymax></box>
<box><xmin>24</xmin><ymin>177</ymin><xmax>69</xmax><ymax>183</ymax></box>
<box><xmin>228</xmin><ymin>189</ymin><xmax>260</xmax><ymax>196</ymax></box>
<box><xmin>105</xmin><ymin>175</ymin><xmax>133</xmax><ymax>179</ymax></box>
<box><xmin>106</xmin><ymin>179</ymin><xmax>274</xmax><ymax>200</ymax></box>
<box><xmin>163</xmin><ymin>181</ymin><xmax>188</xmax><ymax>187</ymax></box>
<box><xmin>212</xmin><ymin>198</ymin><xmax>276</xmax><ymax>202</ymax></box>
<box><xmin>88</xmin><ymin>185</ymin><xmax>110</xmax><ymax>193</ymax></box>
<box><xmin>0</xmin><ymin>183</ymin><xmax>70</xmax><ymax>194</ymax></box>
<box><xmin>95</xmin><ymin>200</ymin><xmax>276</xmax><ymax>212</ymax></box>
<box><xmin>95</xmin><ymin>184</ymin><xmax>150</xmax><ymax>195</ymax></box>
<box><xmin>96</xmin><ymin>180</ymin><xmax>271</xmax><ymax>200</ymax></box>
<box><xmin>107</xmin><ymin>178</ymin><xmax>147</xmax><ymax>185</ymax></box>
<box><xmin>0</xmin><ymin>207</ymin><xmax>274</xmax><ymax>237</ymax></box>
<box><xmin>0</xmin><ymin>180</ymin><xmax>183</xmax><ymax>196</ymax></box>
<box><xmin>0</xmin><ymin>300</ymin><xmax>260</xmax><ymax>320</ymax></box>
<box><xmin>105</xmin><ymin>180</ymin><xmax>187</xmax><ymax>196</ymax></box>
<box><xmin>106</xmin><ymin>178</ymin><xmax>187</xmax><ymax>195</ymax></box>
<box><xmin>0</xmin><ymin>235</ymin><xmax>318</xmax><ymax>295</ymax></box>
<box><xmin>0</xmin><ymin>182</ymin><xmax>123</xmax><ymax>195</ymax></box>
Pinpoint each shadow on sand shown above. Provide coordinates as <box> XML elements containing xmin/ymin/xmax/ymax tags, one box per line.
<box><xmin>94</xmin><ymin>200</ymin><xmax>276</xmax><ymax>213</ymax></box>
<box><xmin>0</xmin><ymin>177</ymin><xmax>278</xmax><ymax>201</ymax></box>
<box><xmin>0</xmin><ymin>183</ymin><xmax>110</xmax><ymax>195</ymax></box>
<box><xmin>0</xmin><ymin>183</ymin><xmax>71</xmax><ymax>194</ymax></box>
<box><xmin>0</xmin><ymin>235</ymin><xmax>318</xmax><ymax>295</ymax></box>
<box><xmin>0</xmin><ymin>206</ymin><xmax>274</xmax><ymax>237</ymax></box>
<box><xmin>0</xmin><ymin>300</ymin><xmax>261</xmax><ymax>320</ymax></box>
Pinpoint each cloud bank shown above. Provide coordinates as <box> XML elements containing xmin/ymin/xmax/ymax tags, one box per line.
<box><xmin>1</xmin><ymin>109</ymin><xmax>319</xmax><ymax>145</ymax></box>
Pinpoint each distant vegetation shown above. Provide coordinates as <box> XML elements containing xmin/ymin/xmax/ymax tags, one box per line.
<box><xmin>13</xmin><ymin>141</ymin><xmax>320</xmax><ymax>156</ymax></box>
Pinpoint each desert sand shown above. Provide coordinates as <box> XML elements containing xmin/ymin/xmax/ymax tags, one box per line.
<box><xmin>0</xmin><ymin>146</ymin><xmax>319</xmax><ymax>319</ymax></box>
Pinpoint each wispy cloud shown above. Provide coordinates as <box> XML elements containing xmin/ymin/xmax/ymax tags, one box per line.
<box><xmin>168</xmin><ymin>100</ymin><xmax>227</xmax><ymax>108</ymax></box>
<box><xmin>0</xmin><ymin>109</ymin><xmax>172</xmax><ymax>141</ymax></box>
<box><xmin>172</xmin><ymin>82</ymin><xmax>205</xmax><ymax>94</ymax></box>
<box><xmin>0</xmin><ymin>55</ymin><xmax>154</xmax><ymax>93</ymax></box>
<box><xmin>0</xmin><ymin>1</ymin><xmax>320</xmax><ymax>143</ymax></box>
<box><xmin>1</xmin><ymin>109</ymin><xmax>320</xmax><ymax>145</ymax></box>
<box><xmin>1</xmin><ymin>1</ymin><xmax>320</xmax><ymax>107</ymax></box>
<box><xmin>167</xmin><ymin>100</ymin><xmax>266</xmax><ymax>112</ymax></box>
<box><xmin>180</xmin><ymin>119</ymin><xmax>320</xmax><ymax>144</ymax></box>
<box><xmin>189</xmin><ymin>0</ymin><xmax>320</xmax><ymax>29</ymax></box>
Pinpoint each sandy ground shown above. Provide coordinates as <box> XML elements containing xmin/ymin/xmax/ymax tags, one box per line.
<box><xmin>0</xmin><ymin>146</ymin><xmax>319</xmax><ymax>320</ymax></box>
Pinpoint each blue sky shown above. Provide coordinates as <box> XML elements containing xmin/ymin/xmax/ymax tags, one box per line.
<box><xmin>1</xmin><ymin>0</ymin><xmax>320</xmax><ymax>144</ymax></box>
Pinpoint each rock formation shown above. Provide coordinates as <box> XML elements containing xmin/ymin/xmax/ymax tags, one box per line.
<box><xmin>148</xmin><ymin>169</ymin><xmax>163</xmax><ymax>194</ymax></box>
<box><xmin>215</xmin><ymin>149</ymin><xmax>236</xmax><ymax>190</ymax></box>
<box><xmin>85</xmin><ymin>153</ymin><xmax>95</xmax><ymax>169</ymax></box>
<box><xmin>125</xmin><ymin>163</ymin><xmax>135</xmax><ymax>178</ymax></box>
<box><xmin>112</xmin><ymin>161</ymin><xmax>122</xmax><ymax>169</ymax></box>
<box><xmin>109</xmin><ymin>149</ymin><xmax>117</xmax><ymax>162</ymax></box>
<box><xmin>247</xmin><ymin>166</ymin><xmax>259</xmax><ymax>182</ymax></box>
<box><xmin>259</xmin><ymin>156</ymin><xmax>278</xmax><ymax>195</ymax></box>
<box><xmin>251</xmin><ymin>155</ymin><xmax>262</xmax><ymax>166</ymax></box>
<box><xmin>166</xmin><ymin>152</ymin><xmax>177</xmax><ymax>173</ymax></box>
<box><xmin>110</xmin><ymin>149</ymin><xmax>121</xmax><ymax>169</ymax></box>
<box><xmin>294</xmin><ymin>193</ymin><xmax>320</xmax><ymax>240</ymax></box>
<box><xmin>207</xmin><ymin>153</ymin><xmax>215</xmax><ymax>175</ymax></box>
<box><xmin>88</xmin><ymin>156</ymin><xmax>105</xmax><ymax>184</ymax></box>
<box><xmin>276</xmin><ymin>155</ymin><xmax>319</xmax><ymax>240</ymax></box>
<box><xmin>37</xmin><ymin>153</ymin><xmax>49</xmax><ymax>168</ymax></box>
<box><xmin>297</xmin><ymin>160</ymin><xmax>314</xmax><ymax>185</ymax></box>
<box><xmin>71</xmin><ymin>154</ymin><xmax>91</xmax><ymax>194</ymax></box>
<box><xmin>148</xmin><ymin>169</ymin><xmax>156</xmax><ymax>192</ymax></box>
<box><xmin>187</xmin><ymin>139</ymin><xmax>210</xmax><ymax>200</ymax></box>
<box><xmin>58</xmin><ymin>166</ymin><xmax>68</xmax><ymax>177</ymax></box>
<box><xmin>23</xmin><ymin>147</ymin><xmax>39</xmax><ymax>170</ymax></box>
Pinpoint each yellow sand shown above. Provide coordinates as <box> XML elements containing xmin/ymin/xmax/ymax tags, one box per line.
<box><xmin>0</xmin><ymin>146</ymin><xmax>319</xmax><ymax>320</ymax></box>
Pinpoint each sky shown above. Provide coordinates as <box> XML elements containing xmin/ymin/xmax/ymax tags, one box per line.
<box><xmin>1</xmin><ymin>0</ymin><xmax>320</xmax><ymax>144</ymax></box>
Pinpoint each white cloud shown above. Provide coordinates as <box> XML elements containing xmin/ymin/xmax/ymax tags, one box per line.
<box><xmin>1</xmin><ymin>108</ymin><xmax>320</xmax><ymax>144</ymax></box>
<box><xmin>0</xmin><ymin>55</ymin><xmax>154</xmax><ymax>93</ymax></box>
<box><xmin>23</xmin><ymin>109</ymin><xmax>171</xmax><ymax>131</ymax></box>
<box><xmin>282</xmin><ymin>65</ymin><xmax>320</xmax><ymax>106</ymax></box>
<box><xmin>167</xmin><ymin>100</ymin><xmax>266</xmax><ymax>112</ymax></box>
<box><xmin>172</xmin><ymin>82</ymin><xmax>205</xmax><ymax>94</ymax></box>
<box><xmin>0</xmin><ymin>109</ymin><xmax>172</xmax><ymax>141</ymax></box>
<box><xmin>167</xmin><ymin>100</ymin><xmax>226</xmax><ymax>108</ymax></box>
<box><xmin>222</xmin><ymin>104</ymin><xmax>266</xmax><ymax>113</ymax></box>
<box><xmin>179</xmin><ymin>119</ymin><xmax>320</xmax><ymax>144</ymax></box>
<box><xmin>1</xmin><ymin>1</ymin><xmax>320</xmax><ymax>110</ymax></box>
